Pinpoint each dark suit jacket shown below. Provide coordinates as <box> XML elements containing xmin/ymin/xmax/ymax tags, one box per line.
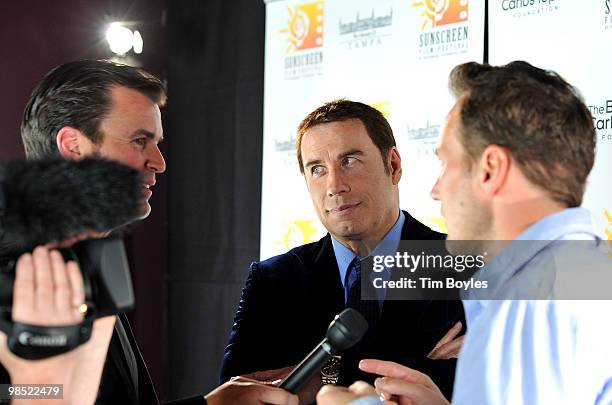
<box><xmin>221</xmin><ymin>211</ymin><xmax>465</xmax><ymax>399</ymax></box>
<box><xmin>96</xmin><ymin>313</ymin><xmax>160</xmax><ymax>405</ymax></box>
<box><xmin>99</xmin><ymin>315</ymin><xmax>205</xmax><ymax>404</ymax></box>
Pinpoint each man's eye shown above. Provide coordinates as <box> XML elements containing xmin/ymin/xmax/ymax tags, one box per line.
<box><xmin>343</xmin><ymin>156</ymin><xmax>356</xmax><ymax>166</ymax></box>
<box><xmin>133</xmin><ymin>138</ymin><xmax>147</xmax><ymax>147</ymax></box>
<box><xmin>311</xmin><ymin>166</ymin><xmax>325</xmax><ymax>175</ymax></box>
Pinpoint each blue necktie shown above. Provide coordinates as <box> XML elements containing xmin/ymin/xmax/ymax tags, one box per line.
<box><xmin>345</xmin><ymin>257</ymin><xmax>380</xmax><ymax>332</ymax></box>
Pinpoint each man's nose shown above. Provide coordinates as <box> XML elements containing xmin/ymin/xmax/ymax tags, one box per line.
<box><xmin>146</xmin><ymin>144</ymin><xmax>166</xmax><ymax>173</ymax></box>
<box><xmin>430</xmin><ymin>176</ymin><xmax>440</xmax><ymax>201</ymax></box>
<box><xmin>326</xmin><ymin>167</ymin><xmax>349</xmax><ymax>197</ymax></box>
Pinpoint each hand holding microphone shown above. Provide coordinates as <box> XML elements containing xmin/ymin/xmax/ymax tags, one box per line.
<box><xmin>279</xmin><ymin>308</ymin><xmax>368</xmax><ymax>394</ymax></box>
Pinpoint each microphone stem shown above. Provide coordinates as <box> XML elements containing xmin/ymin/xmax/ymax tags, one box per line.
<box><xmin>280</xmin><ymin>340</ymin><xmax>333</xmax><ymax>393</ymax></box>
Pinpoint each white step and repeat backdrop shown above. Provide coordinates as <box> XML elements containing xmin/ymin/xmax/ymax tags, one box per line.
<box><xmin>488</xmin><ymin>0</ymin><xmax>612</xmax><ymax>243</ymax></box>
<box><xmin>260</xmin><ymin>0</ymin><xmax>611</xmax><ymax>259</ymax></box>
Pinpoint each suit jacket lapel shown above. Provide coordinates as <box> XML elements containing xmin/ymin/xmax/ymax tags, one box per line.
<box><xmin>304</xmin><ymin>234</ymin><xmax>345</xmax><ymax>316</ymax></box>
<box><xmin>380</xmin><ymin>211</ymin><xmax>443</xmax><ymax>316</ymax></box>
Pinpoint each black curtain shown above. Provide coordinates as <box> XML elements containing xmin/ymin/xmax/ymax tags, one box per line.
<box><xmin>165</xmin><ymin>0</ymin><xmax>265</xmax><ymax>399</ymax></box>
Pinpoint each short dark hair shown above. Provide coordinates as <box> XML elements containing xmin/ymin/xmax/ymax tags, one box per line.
<box><xmin>296</xmin><ymin>99</ymin><xmax>396</xmax><ymax>174</ymax></box>
<box><xmin>21</xmin><ymin>60</ymin><xmax>167</xmax><ymax>159</ymax></box>
<box><xmin>449</xmin><ymin>61</ymin><xmax>595</xmax><ymax>207</ymax></box>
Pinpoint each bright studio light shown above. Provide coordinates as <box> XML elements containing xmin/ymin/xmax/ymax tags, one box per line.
<box><xmin>132</xmin><ymin>30</ymin><xmax>143</xmax><ymax>54</ymax></box>
<box><xmin>106</xmin><ymin>22</ymin><xmax>141</xmax><ymax>55</ymax></box>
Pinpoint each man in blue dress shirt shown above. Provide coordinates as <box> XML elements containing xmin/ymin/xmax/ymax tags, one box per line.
<box><xmin>316</xmin><ymin>61</ymin><xmax>612</xmax><ymax>404</ymax></box>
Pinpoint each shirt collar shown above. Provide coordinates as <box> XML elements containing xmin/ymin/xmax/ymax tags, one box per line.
<box><xmin>331</xmin><ymin>211</ymin><xmax>405</xmax><ymax>286</ymax></box>
<box><xmin>515</xmin><ymin>207</ymin><xmax>599</xmax><ymax>241</ymax></box>
<box><xmin>466</xmin><ymin>207</ymin><xmax>600</xmax><ymax>301</ymax></box>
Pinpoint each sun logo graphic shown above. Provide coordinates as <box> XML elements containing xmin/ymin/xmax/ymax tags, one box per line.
<box><xmin>427</xmin><ymin>216</ymin><xmax>447</xmax><ymax>233</ymax></box>
<box><xmin>412</xmin><ymin>0</ymin><xmax>468</xmax><ymax>30</ymax></box>
<box><xmin>604</xmin><ymin>209</ymin><xmax>612</xmax><ymax>257</ymax></box>
<box><xmin>279</xmin><ymin>1</ymin><xmax>324</xmax><ymax>53</ymax></box>
<box><xmin>274</xmin><ymin>219</ymin><xmax>320</xmax><ymax>251</ymax></box>
<box><xmin>369</xmin><ymin>101</ymin><xmax>391</xmax><ymax>119</ymax></box>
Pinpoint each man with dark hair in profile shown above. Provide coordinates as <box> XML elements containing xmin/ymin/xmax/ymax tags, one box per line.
<box><xmin>222</xmin><ymin>99</ymin><xmax>465</xmax><ymax>401</ymax></box>
<box><xmin>18</xmin><ymin>60</ymin><xmax>298</xmax><ymax>405</ymax></box>
<box><xmin>20</xmin><ymin>59</ymin><xmax>167</xmax><ymax>405</ymax></box>
<box><xmin>21</xmin><ymin>59</ymin><xmax>167</xmax><ymax>219</ymax></box>
<box><xmin>317</xmin><ymin>61</ymin><xmax>612</xmax><ymax>404</ymax></box>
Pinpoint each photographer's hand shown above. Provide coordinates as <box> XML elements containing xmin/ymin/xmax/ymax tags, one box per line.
<box><xmin>69</xmin><ymin>315</ymin><xmax>116</xmax><ymax>404</ymax></box>
<box><xmin>0</xmin><ymin>246</ymin><xmax>111</xmax><ymax>404</ymax></box>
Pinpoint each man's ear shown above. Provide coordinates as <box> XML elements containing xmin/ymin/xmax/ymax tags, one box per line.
<box><xmin>389</xmin><ymin>147</ymin><xmax>402</xmax><ymax>185</ymax></box>
<box><xmin>477</xmin><ymin>144</ymin><xmax>510</xmax><ymax>197</ymax></box>
<box><xmin>56</xmin><ymin>126</ymin><xmax>95</xmax><ymax>159</ymax></box>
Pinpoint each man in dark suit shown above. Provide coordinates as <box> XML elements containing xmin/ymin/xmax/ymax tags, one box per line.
<box><xmin>19</xmin><ymin>59</ymin><xmax>167</xmax><ymax>405</ymax></box>
<box><xmin>221</xmin><ymin>100</ymin><xmax>465</xmax><ymax>401</ymax></box>
<box><xmin>13</xmin><ymin>59</ymin><xmax>297</xmax><ymax>405</ymax></box>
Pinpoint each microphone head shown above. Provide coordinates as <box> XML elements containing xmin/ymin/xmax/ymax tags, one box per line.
<box><xmin>326</xmin><ymin>308</ymin><xmax>368</xmax><ymax>351</ymax></box>
<box><xmin>0</xmin><ymin>157</ymin><xmax>143</xmax><ymax>256</ymax></box>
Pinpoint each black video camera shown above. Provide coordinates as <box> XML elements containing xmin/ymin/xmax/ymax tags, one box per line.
<box><xmin>0</xmin><ymin>237</ymin><xmax>135</xmax><ymax>359</ymax></box>
<box><xmin>0</xmin><ymin>157</ymin><xmax>144</xmax><ymax>359</ymax></box>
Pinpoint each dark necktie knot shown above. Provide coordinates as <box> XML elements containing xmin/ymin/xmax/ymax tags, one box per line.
<box><xmin>346</xmin><ymin>257</ymin><xmax>361</xmax><ymax>290</ymax></box>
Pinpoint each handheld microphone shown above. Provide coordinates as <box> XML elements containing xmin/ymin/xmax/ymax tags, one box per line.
<box><xmin>280</xmin><ymin>308</ymin><xmax>368</xmax><ymax>394</ymax></box>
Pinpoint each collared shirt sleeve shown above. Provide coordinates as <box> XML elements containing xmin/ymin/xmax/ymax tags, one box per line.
<box><xmin>454</xmin><ymin>300</ymin><xmax>612</xmax><ymax>404</ymax></box>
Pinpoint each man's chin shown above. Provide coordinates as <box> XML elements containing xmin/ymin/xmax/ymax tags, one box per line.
<box><xmin>137</xmin><ymin>201</ymin><xmax>152</xmax><ymax>219</ymax></box>
<box><xmin>328</xmin><ymin>223</ymin><xmax>364</xmax><ymax>242</ymax></box>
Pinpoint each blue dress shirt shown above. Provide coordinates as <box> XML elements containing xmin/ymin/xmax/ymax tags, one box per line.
<box><xmin>348</xmin><ymin>207</ymin><xmax>612</xmax><ymax>405</ymax></box>
<box><xmin>331</xmin><ymin>210</ymin><xmax>405</xmax><ymax>304</ymax></box>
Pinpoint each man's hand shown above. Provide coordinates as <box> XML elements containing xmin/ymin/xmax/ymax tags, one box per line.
<box><xmin>241</xmin><ymin>365</ymin><xmax>322</xmax><ymax>405</ymax></box>
<box><xmin>69</xmin><ymin>315</ymin><xmax>116</xmax><ymax>404</ymax></box>
<box><xmin>359</xmin><ymin>359</ymin><xmax>450</xmax><ymax>405</ymax></box>
<box><xmin>205</xmin><ymin>376</ymin><xmax>299</xmax><ymax>405</ymax></box>
<box><xmin>316</xmin><ymin>381</ymin><xmax>382</xmax><ymax>405</ymax></box>
<box><xmin>12</xmin><ymin>247</ymin><xmax>85</xmax><ymax>326</ymax></box>
<box><xmin>0</xmin><ymin>248</ymin><xmax>85</xmax><ymax>385</ymax></box>
<box><xmin>427</xmin><ymin>322</ymin><xmax>464</xmax><ymax>360</ymax></box>
<box><xmin>241</xmin><ymin>364</ymin><xmax>294</xmax><ymax>383</ymax></box>
<box><xmin>0</xmin><ymin>246</ymin><xmax>113</xmax><ymax>405</ymax></box>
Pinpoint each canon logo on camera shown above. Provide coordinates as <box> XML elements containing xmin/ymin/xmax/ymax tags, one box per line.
<box><xmin>18</xmin><ymin>331</ymin><xmax>68</xmax><ymax>347</ymax></box>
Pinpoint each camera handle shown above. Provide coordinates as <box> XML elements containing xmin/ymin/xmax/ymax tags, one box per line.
<box><xmin>0</xmin><ymin>312</ymin><xmax>93</xmax><ymax>360</ymax></box>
